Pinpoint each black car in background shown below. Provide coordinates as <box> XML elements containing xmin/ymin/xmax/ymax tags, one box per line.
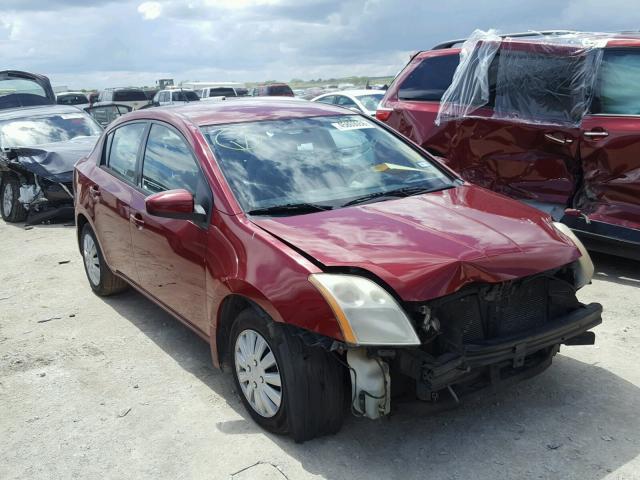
<box><xmin>0</xmin><ymin>70</ymin><xmax>103</xmax><ymax>224</ymax></box>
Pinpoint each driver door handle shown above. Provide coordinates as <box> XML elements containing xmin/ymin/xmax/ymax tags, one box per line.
<box><xmin>129</xmin><ymin>213</ymin><xmax>145</xmax><ymax>229</ymax></box>
<box><xmin>544</xmin><ymin>133</ymin><xmax>573</xmax><ymax>145</ymax></box>
<box><xmin>583</xmin><ymin>129</ymin><xmax>609</xmax><ymax>138</ymax></box>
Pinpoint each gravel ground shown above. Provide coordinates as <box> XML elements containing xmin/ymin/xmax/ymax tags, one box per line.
<box><xmin>1</xmin><ymin>221</ymin><xmax>639</xmax><ymax>480</ymax></box>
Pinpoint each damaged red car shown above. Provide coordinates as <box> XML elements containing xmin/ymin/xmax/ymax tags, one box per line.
<box><xmin>74</xmin><ymin>99</ymin><xmax>601</xmax><ymax>441</ymax></box>
<box><xmin>377</xmin><ymin>31</ymin><xmax>640</xmax><ymax>260</ymax></box>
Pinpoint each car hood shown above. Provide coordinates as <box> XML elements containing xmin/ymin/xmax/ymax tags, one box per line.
<box><xmin>251</xmin><ymin>185</ymin><xmax>581</xmax><ymax>301</ymax></box>
<box><xmin>5</xmin><ymin>135</ymin><xmax>99</xmax><ymax>183</ymax></box>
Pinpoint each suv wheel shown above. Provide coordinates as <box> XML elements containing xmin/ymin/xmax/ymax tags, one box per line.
<box><xmin>229</xmin><ymin>308</ymin><xmax>347</xmax><ymax>442</ymax></box>
<box><xmin>80</xmin><ymin>224</ymin><xmax>128</xmax><ymax>296</ymax></box>
<box><xmin>0</xmin><ymin>174</ymin><xmax>28</xmax><ymax>222</ymax></box>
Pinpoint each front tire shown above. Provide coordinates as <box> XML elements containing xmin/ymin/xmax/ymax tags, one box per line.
<box><xmin>0</xmin><ymin>174</ymin><xmax>28</xmax><ymax>223</ymax></box>
<box><xmin>229</xmin><ymin>309</ymin><xmax>347</xmax><ymax>442</ymax></box>
<box><xmin>80</xmin><ymin>224</ymin><xmax>128</xmax><ymax>296</ymax></box>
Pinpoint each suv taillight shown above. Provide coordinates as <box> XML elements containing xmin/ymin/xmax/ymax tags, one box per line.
<box><xmin>375</xmin><ymin>107</ymin><xmax>393</xmax><ymax>122</ymax></box>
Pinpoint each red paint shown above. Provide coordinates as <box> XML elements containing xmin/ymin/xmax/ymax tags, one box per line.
<box><xmin>379</xmin><ymin>37</ymin><xmax>640</xmax><ymax>235</ymax></box>
<box><xmin>145</xmin><ymin>189</ymin><xmax>195</xmax><ymax>217</ymax></box>
<box><xmin>75</xmin><ymin>99</ymin><xmax>583</xmax><ymax>367</ymax></box>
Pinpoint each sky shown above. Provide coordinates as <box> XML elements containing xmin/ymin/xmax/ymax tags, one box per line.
<box><xmin>2</xmin><ymin>0</ymin><xmax>640</xmax><ymax>90</ymax></box>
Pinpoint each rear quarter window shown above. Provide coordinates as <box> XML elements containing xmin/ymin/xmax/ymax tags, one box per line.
<box><xmin>398</xmin><ymin>54</ymin><xmax>460</xmax><ymax>101</ymax></box>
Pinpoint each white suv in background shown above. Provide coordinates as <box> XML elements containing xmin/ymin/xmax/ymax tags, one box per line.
<box><xmin>152</xmin><ymin>89</ymin><xmax>200</xmax><ymax>106</ymax></box>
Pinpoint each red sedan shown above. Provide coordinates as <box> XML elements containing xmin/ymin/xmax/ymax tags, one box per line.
<box><xmin>74</xmin><ymin>98</ymin><xmax>601</xmax><ymax>441</ymax></box>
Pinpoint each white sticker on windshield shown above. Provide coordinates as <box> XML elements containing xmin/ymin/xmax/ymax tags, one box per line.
<box><xmin>59</xmin><ymin>114</ymin><xmax>84</xmax><ymax>120</ymax></box>
<box><xmin>331</xmin><ymin>119</ymin><xmax>375</xmax><ymax>131</ymax></box>
<box><xmin>417</xmin><ymin>161</ymin><xmax>430</xmax><ymax>168</ymax></box>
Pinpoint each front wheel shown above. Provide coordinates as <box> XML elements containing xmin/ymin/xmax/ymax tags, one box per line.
<box><xmin>229</xmin><ymin>309</ymin><xmax>347</xmax><ymax>442</ymax></box>
<box><xmin>80</xmin><ymin>224</ymin><xmax>128</xmax><ymax>296</ymax></box>
<box><xmin>0</xmin><ymin>174</ymin><xmax>28</xmax><ymax>223</ymax></box>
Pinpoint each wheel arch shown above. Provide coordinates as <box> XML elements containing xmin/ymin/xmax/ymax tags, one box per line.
<box><xmin>213</xmin><ymin>293</ymin><xmax>275</xmax><ymax>369</ymax></box>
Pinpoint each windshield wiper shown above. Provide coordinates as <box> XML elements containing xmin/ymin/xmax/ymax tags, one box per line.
<box><xmin>342</xmin><ymin>184</ymin><xmax>454</xmax><ymax>208</ymax></box>
<box><xmin>247</xmin><ymin>202</ymin><xmax>333</xmax><ymax>216</ymax></box>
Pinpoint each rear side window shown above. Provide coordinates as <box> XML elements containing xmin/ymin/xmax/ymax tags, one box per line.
<box><xmin>398</xmin><ymin>54</ymin><xmax>460</xmax><ymax>101</ymax></box>
<box><xmin>594</xmin><ymin>50</ymin><xmax>640</xmax><ymax>115</ymax></box>
<box><xmin>209</xmin><ymin>88</ymin><xmax>236</xmax><ymax>97</ymax></box>
<box><xmin>113</xmin><ymin>90</ymin><xmax>147</xmax><ymax>102</ymax></box>
<box><xmin>107</xmin><ymin>123</ymin><xmax>147</xmax><ymax>181</ymax></box>
<box><xmin>141</xmin><ymin>124</ymin><xmax>203</xmax><ymax>194</ymax></box>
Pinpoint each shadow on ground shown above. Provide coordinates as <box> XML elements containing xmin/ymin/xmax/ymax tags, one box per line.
<box><xmin>101</xmin><ymin>251</ymin><xmax>640</xmax><ymax>480</ymax></box>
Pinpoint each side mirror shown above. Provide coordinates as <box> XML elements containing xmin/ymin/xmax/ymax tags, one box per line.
<box><xmin>145</xmin><ymin>189</ymin><xmax>206</xmax><ymax>222</ymax></box>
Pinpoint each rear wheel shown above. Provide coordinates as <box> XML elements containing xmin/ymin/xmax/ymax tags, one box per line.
<box><xmin>80</xmin><ymin>224</ymin><xmax>128</xmax><ymax>296</ymax></box>
<box><xmin>0</xmin><ymin>174</ymin><xmax>28</xmax><ymax>223</ymax></box>
<box><xmin>229</xmin><ymin>308</ymin><xmax>347</xmax><ymax>442</ymax></box>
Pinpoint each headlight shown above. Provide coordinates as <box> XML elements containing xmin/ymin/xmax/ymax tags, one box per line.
<box><xmin>309</xmin><ymin>273</ymin><xmax>420</xmax><ymax>346</ymax></box>
<box><xmin>553</xmin><ymin>222</ymin><xmax>594</xmax><ymax>289</ymax></box>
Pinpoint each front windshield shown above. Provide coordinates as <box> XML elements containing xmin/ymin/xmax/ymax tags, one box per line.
<box><xmin>357</xmin><ymin>93</ymin><xmax>384</xmax><ymax>111</ymax></box>
<box><xmin>0</xmin><ymin>112</ymin><xmax>101</xmax><ymax>148</ymax></box>
<box><xmin>202</xmin><ymin>115</ymin><xmax>453</xmax><ymax>213</ymax></box>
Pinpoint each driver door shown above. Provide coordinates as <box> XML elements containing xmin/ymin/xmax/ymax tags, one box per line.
<box><xmin>128</xmin><ymin>122</ymin><xmax>212</xmax><ymax>335</ymax></box>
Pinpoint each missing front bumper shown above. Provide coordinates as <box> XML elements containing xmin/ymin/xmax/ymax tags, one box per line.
<box><xmin>395</xmin><ymin>302</ymin><xmax>602</xmax><ymax>400</ymax></box>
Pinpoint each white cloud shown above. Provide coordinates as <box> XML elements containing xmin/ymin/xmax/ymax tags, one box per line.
<box><xmin>2</xmin><ymin>0</ymin><xmax>640</xmax><ymax>89</ymax></box>
<box><xmin>138</xmin><ymin>1</ymin><xmax>162</xmax><ymax>20</ymax></box>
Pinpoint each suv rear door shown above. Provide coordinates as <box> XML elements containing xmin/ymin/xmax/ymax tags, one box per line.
<box><xmin>0</xmin><ymin>70</ymin><xmax>56</xmax><ymax>110</ymax></box>
<box><xmin>379</xmin><ymin>51</ymin><xmax>460</xmax><ymax>155</ymax></box>
<box><xmin>578</xmin><ymin>47</ymin><xmax>640</xmax><ymax>231</ymax></box>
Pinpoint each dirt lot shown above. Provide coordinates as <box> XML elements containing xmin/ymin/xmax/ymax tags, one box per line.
<box><xmin>1</xmin><ymin>220</ymin><xmax>639</xmax><ymax>480</ymax></box>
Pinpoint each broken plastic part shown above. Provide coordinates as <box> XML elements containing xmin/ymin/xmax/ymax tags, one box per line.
<box><xmin>18</xmin><ymin>184</ymin><xmax>39</xmax><ymax>206</ymax></box>
<box><xmin>436</xmin><ymin>29</ymin><xmax>610</xmax><ymax>127</ymax></box>
<box><xmin>347</xmin><ymin>349</ymin><xmax>390</xmax><ymax>419</ymax></box>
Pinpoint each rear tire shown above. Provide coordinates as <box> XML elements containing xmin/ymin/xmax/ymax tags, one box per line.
<box><xmin>0</xmin><ymin>174</ymin><xmax>28</xmax><ymax>223</ymax></box>
<box><xmin>80</xmin><ymin>224</ymin><xmax>128</xmax><ymax>296</ymax></box>
<box><xmin>229</xmin><ymin>308</ymin><xmax>347</xmax><ymax>442</ymax></box>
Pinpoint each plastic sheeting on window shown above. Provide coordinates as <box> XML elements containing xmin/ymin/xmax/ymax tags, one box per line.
<box><xmin>436</xmin><ymin>30</ymin><xmax>610</xmax><ymax>127</ymax></box>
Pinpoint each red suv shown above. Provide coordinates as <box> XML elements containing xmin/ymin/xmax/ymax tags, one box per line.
<box><xmin>74</xmin><ymin>98</ymin><xmax>601</xmax><ymax>441</ymax></box>
<box><xmin>377</xmin><ymin>31</ymin><xmax>640</xmax><ymax>259</ymax></box>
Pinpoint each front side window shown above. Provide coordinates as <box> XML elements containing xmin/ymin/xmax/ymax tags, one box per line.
<box><xmin>594</xmin><ymin>50</ymin><xmax>640</xmax><ymax>115</ymax></box>
<box><xmin>107</xmin><ymin>123</ymin><xmax>147</xmax><ymax>181</ymax></box>
<box><xmin>0</xmin><ymin>112</ymin><xmax>101</xmax><ymax>148</ymax></box>
<box><xmin>202</xmin><ymin>115</ymin><xmax>453</xmax><ymax>214</ymax></box>
<box><xmin>141</xmin><ymin>124</ymin><xmax>203</xmax><ymax>194</ymax></box>
<box><xmin>398</xmin><ymin>54</ymin><xmax>460</xmax><ymax>101</ymax></box>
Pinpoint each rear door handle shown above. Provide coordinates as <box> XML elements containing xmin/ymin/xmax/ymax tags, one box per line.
<box><xmin>129</xmin><ymin>213</ymin><xmax>145</xmax><ymax>229</ymax></box>
<box><xmin>544</xmin><ymin>133</ymin><xmax>573</xmax><ymax>145</ymax></box>
<box><xmin>584</xmin><ymin>129</ymin><xmax>609</xmax><ymax>138</ymax></box>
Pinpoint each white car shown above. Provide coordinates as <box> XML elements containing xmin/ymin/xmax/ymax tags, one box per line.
<box><xmin>153</xmin><ymin>89</ymin><xmax>200</xmax><ymax>106</ymax></box>
<box><xmin>311</xmin><ymin>89</ymin><xmax>385</xmax><ymax>116</ymax></box>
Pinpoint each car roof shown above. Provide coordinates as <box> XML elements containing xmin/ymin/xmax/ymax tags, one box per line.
<box><xmin>321</xmin><ymin>89</ymin><xmax>384</xmax><ymax>97</ymax></box>
<box><xmin>120</xmin><ymin>97</ymin><xmax>353</xmax><ymax>127</ymax></box>
<box><xmin>0</xmin><ymin>104</ymin><xmax>87</xmax><ymax>120</ymax></box>
<box><xmin>426</xmin><ymin>31</ymin><xmax>640</xmax><ymax>55</ymax></box>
